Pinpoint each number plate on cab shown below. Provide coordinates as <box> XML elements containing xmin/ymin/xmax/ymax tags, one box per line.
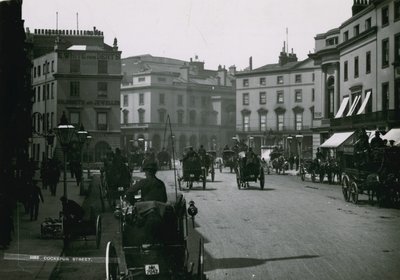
<box><xmin>145</xmin><ymin>264</ymin><xmax>160</xmax><ymax>275</ymax></box>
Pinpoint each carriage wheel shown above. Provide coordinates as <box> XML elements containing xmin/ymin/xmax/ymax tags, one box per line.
<box><xmin>311</xmin><ymin>171</ymin><xmax>316</xmax><ymax>183</ymax></box>
<box><xmin>105</xmin><ymin>241</ymin><xmax>119</xmax><ymax>280</ymax></box>
<box><xmin>350</xmin><ymin>181</ymin><xmax>359</xmax><ymax>204</ymax></box>
<box><xmin>95</xmin><ymin>215</ymin><xmax>102</xmax><ymax>249</ymax></box>
<box><xmin>341</xmin><ymin>175</ymin><xmax>350</xmax><ymax>202</ymax></box>
<box><xmin>259</xmin><ymin>170</ymin><xmax>265</xmax><ymax>190</ymax></box>
<box><xmin>197</xmin><ymin>238</ymin><xmax>205</xmax><ymax>280</ymax></box>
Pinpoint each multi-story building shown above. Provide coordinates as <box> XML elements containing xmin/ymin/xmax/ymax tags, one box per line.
<box><xmin>29</xmin><ymin>28</ymin><xmax>122</xmax><ymax>163</ymax></box>
<box><xmin>310</xmin><ymin>0</ymin><xmax>400</xmax><ymax>147</ymax></box>
<box><xmin>120</xmin><ymin>55</ymin><xmax>236</xmax><ymax>156</ymax></box>
<box><xmin>235</xmin><ymin>51</ymin><xmax>321</xmax><ymax>158</ymax></box>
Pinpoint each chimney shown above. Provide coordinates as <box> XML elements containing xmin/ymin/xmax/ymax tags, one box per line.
<box><xmin>352</xmin><ymin>0</ymin><xmax>369</xmax><ymax>16</ymax></box>
<box><xmin>217</xmin><ymin>65</ymin><xmax>227</xmax><ymax>86</ymax></box>
<box><xmin>249</xmin><ymin>56</ymin><xmax>253</xmax><ymax>71</ymax></box>
<box><xmin>229</xmin><ymin>65</ymin><xmax>236</xmax><ymax>75</ymax></box>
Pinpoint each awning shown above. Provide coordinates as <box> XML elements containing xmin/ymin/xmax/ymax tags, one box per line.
<box><xmin>382</xmin><ymin>128</ymin><xmax>400</xmax><ymax>146</ymax></box>
<box><xmin>320</xmin><ymin>132</ymin><xmax>355</xmax><ymax>148</ymax></box>
<box><xmin>346</xmin><ymin>96</ymin><xmax>361</xmax><ymax>116</ymax></box>
<box><xmin>335</xmin><ymin>97</ymin><xmax>349</xmax><ymax>119</ymax></box>
<box><xmin>356</xmin><ymin>90</ymin><xmax>372</xmax><ymax>115</ymax></box>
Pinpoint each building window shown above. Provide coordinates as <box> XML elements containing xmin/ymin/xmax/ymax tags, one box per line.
<box><xmin>177</xmin><ymin>111</ymin><xmax>184</xmax><ymax>124</ymax></box>
<box><xmin>33</xmin><ymin>88</ymin><xmax>36</xmax><ymax>103</ymax></box>
<box><xmin>201</xmin><ymin>96</ymin><xmax>207</xmax><ymax>106</ymax></box>
<box><xmin>70</xmin><ymin>59</ymin><xmax>80</xmax><ymax>73</ymax></box>
<box><xmin>366</xmin><ymin>51</ymin><xmax>371</xmax><ymax>74</ymax></box>
<box><xmin>395</xmin><ymin>33</ymin><xmax>400</xmax><ymax>63</ymax></box>
<box><xmin>243</xmin><ymin>115</ymin><xmax>250</xmax><ymax>132</ymax></box>
<box><xmin>260</xmin><ymin>77</ymin><xmax>266</xmax><ymax>85</ymax></box>
<box><xmin>295</xmin><ymin>74</ymin><xmax>302</xmax><ymax>83</ymax></box>
<box><xmin>295</xmin><ymin>113</ymin><xmax>303</xmax><ymax>131</ymax></box>
<box><xmin>98</xmin><ymin>60</ymin><xmax>108</xmax><ymax>74</ymax></box>
<box><xmin>243</xmin><ymin>79</ymin><xmax>249</xmax><ymax>87</ymax></box>
<box><xmin>70</xmin><ymin>81</ymin><xmax>80</xmax><ymax>97</ymax></box>
<box><xmin>159</xmin><ymin>110</ymin><xmax>166</xmax><ymax>123</ymax></box>
<box><xmin>123</xmin><ymin>95</ymin><xmax>128</xmax><ymax>106</ymax></box>
<box><xmin>138</xmin><ymin>77</ymin><xmax>145</xmax><ymax>82</ymax></box>
<box><xmin>344</xmin><ymin>61</ymin><xmax>348</xmax><ymax>81</ymax></box>
<box><xmin>139</xmin><ymin>93</ymin><xmax>144</xmax><ymax>105</ymax></box>
<box><xmin>138</xmin><ymin>110</ymin><xmax>145</xmax><ymax>124</ymax></box>
<box><xmin>123</xmin><ymin>111</ymin><xmax>128</xmax><ymax>124</ymax></box>
<box><xmin>51</xmin><ymin>83</ymin><xmax>54</xmax><ymax>99</ymax></box>
<box><xmin>96</xmin><ymin>112</ymin><xmax>107</xmax><ymax>130</ymax></box>
<box><xmin>382</xmin><ymin>38</ymin><xmax>389</xmax><ymax>68</ymax></box>
<box><xmin>277</xmin><ymin>114</ymin><xmax>284</xmax><ymax>131</ymax></box>
<box><xmin>42</xmin><ymin>85</ymin><xmax>45</xmax><ymax>100</ymax></box>
<box><xmin>51</xmin><ymin>61</ymin><xmax>54</xmax><ymax>72</ymax></box>
<box><xmin>277</xmin><ymin>76</ymin><xmax>283</xmax><ymax>84</ymax></box>
<box><xmin>37</xmin><ymin>86</ymin><xmax>40</xmax><ymax>102</ymax></box>
<box><xmin>69</xmin><ymin>112</ymin><xmax>80</xmax><ymax>127</ymax></box>
<box><xmin>312</xmin><ymin>88</ymin><xmax>315</xmax><ymax>102</ymax></box>
<box><xmin>243</xmin><ymin>93</ymin><xmax>249</xmax><ymax>105</ymax></box>
<box><xmin>295</xmin><ymin>89</ymin><xmax>302</xmax><ymax>102</ymax></box>
<box><xmin>365</xmin><ymin>90</ymin><xmax>373</xmax><ymax>114</ymax></box>
<box><xmin>98</xmin><ymin>82</ymin><xmax>108</xmax><ymax>98</ymax></box>
<box><xmin>343</xmin><ymin>31</ymin><xmax>349</xmax><ymax>42</ymax></box>
<box><xmin>259</xmin><ymin>92</ymin><xmax>266</xmax><ymax>104</ymax></box>
<box><xmin>354</xmin><ymin>56</ymin><xmax>359</xmax><ymax>78</ymax></box>
<box><xmin>260</xmin><ymin>114</ymin><xmax>267</xmax><ymax>131</ymax></box>
<box><xmin>46</xmin><ymin>84</ymin><xmax>50</xmax><ymax>100</ymax></box>
<box><xmin>177</xmin><ymin>95</ymin><xmax>183</xmax><ymax>106</ymax></box>
<box><xmin>189</xmin><ymin>111</ymin><xmax>196</xmax><ymax>124</ymax></box>
<box><xmin>365</xmin><ymin>17</ymin><xmax>372</xmax><ymax>30</ymax></box>
<box><xmin>353</xmin><ymin>25</ymin><xmax>359</xmax><ymax>37</ymax></box>
<box><xmin>277</xmin><ymin>91</ymin><xmax>284</xmax><ymax>103</ymax></box>
<box><xmin>159</xmin><ymin>93</ymin><xmax>165</xmax><ymax>105</ymax></box>
<box><xmin>395</xmin><ymin>1</ymin><xmax>400</xmax><ymax>21</ymax></box>
<box><xmin>33</xmin><ymin>67</ymin><xmax>36</xmax><ymax>78</ymax></box>
<box><xmin>190</xmin><ymin>96</ymin><xmax>196</xmax><ymax>107</ymax></box>
<box><xmin>382</xmin><ymin>82</ymin><xmax>389</xmax><ymax>111</ymax></box>
<box><xmin>312</xmin><ymin>73</ymin><xmax>315</xmax><ymax>82</ymax></box>
<box><xmin>382</xmin><ymin>6</ymin><xmax>389</xmax><ymax>26</ymax></box>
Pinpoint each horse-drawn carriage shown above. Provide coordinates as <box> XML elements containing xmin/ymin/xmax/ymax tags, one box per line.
<box><xmin>61</xmin><ymin>202</ymin><xmax>102</xmax><ymax>249</ymax></box>
<box><xmin>157</xmin><ymin>150</ymin><xmax>172</xmax><ymax>170</ymax></box>
<box><xmin>341</xmin><ymin>145</ymin><xmax>400</xmax><ymax>205</ymax></box>
<box><xmin>236</xmin><ymin>154</ymin><xmax>265</xmax><ymax>190</ymax></box>
<box><xmin>105</xmin><ymin>193</ymin><xmax>206</xmax><ymax>280</ymax></box>
<box><xmin>128</xmin><ymin>151</ymin><xmax>145</xmax><ymax>172</ymax></box>
<box><xmin>178</xmin><ymin>148</ymin><xmax>207</xmax><ymax>190</ymax></box>
<box><xmin>221</xmin><ymin>150</ymin><xmax>238</xmax><ymax>173</ymax></box>
<box><xmin>269</xmin><ymin>150</ymin><xmax>288</xmax><ymax>175</ymax></box>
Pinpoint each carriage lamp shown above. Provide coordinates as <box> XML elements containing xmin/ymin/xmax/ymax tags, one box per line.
<box><xmin>188</xmin><ymin>200</ymin><xmax>198</xmax><ymax>228</ymax></box>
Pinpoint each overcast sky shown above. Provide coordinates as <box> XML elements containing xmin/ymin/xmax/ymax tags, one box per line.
<box><xmin>22</xmin><ymin>0</ymin><xmax>352</xmax><ymax>70</ymax></box>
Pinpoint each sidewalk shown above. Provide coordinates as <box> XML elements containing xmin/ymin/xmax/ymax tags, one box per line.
<box><xmin>0</xmin><ymin>172</ymin><xmax>89</xmax><ymax>280</ymax></box>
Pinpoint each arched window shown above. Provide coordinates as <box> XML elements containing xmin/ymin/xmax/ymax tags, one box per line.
<box><xmin>189</xmin><ymin>110</ymin><xmax>196</xmax><ymax>125</ymax></box>
<box><xmin>327</xmin><ymin>76</ymin><xmax>335</xmax><ymax>118</ymax></box>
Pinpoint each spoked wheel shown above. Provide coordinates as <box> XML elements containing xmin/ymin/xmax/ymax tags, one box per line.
<box><xmin>341</xmin><ymin>175</ymin><xmax>350</xmax><ymax>202</ymax></box>
<box><xmin>105</xmin><ymin>241</ymin><xmax>119</xmax><ymax>280</ymax></box>
<box><xmin>197</xmin><ymin>238</ymin><xmax>205</xmax><ymax>280</ymax></box>
<box><xmin>95</xmin><ymin>215</ymin><xmax>102</xmax><ymax>249</ymax></box>
<box><xmin>259</xmin><ymin>169</ymin><xmax>265</xmax><ymax>190</ymax></box>
<box><xmin>300</xmin><ymin>167</ymin><xmax>305</xmax><ymax>181</ymax></box>
<box><xmin>350</xmin><ymin>181</ymin><xmax>359</xmax><ymax>204</ymax></box>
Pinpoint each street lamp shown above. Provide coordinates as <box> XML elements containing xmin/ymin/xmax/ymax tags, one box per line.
<box><xmin>55</xmin><ymin>112</ymin><xmax>75</xmax><ymax>199</ymax></box>
<box><xmin>295</xmin><ymin>134</ymin><xmax>303</xmax><ymax>170</ymax></box>
<box><xmin>86</xmin><ymin>135</ymin><xmax>92</xmax><ymax>178</ymax></box>
<box><xmin>77</xmin><ymin>124</ymin><xmax>88</xmax><ymax>195</ymax></box>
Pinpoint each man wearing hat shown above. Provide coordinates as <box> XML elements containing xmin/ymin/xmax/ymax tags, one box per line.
<box><xmin>125</xmin><ymin>161</ymin><xmax>167</xmax><ymax>205</ymax></box>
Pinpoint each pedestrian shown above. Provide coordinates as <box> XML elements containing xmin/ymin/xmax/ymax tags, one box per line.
<box><xmin>28</xmin><ymin>179</ymin><xmax>44</xmax><ymax>221</ymax></box>
<box><xmin>60</xmin><ymin>196</ymin><xmax>84</xmax><ymax>223</ymax></box>
<box><xmin>40</xmin><ymin>160</ymin><xmax>49</xmax><ymax>190</ymax></box>
<box><xmin>294</xmin><ymin>155</ymin><xmax>299</xmax><ymax>171</ymax></box>
<box><xmin>47</xmin><ymin>159</ymin><xmax>60</xmax><ymax>196</ymax></box>
<box><xmin>289</xmin><ymin>154</ymin><xmax>294</xmax><ymax>170</ymax></box>
<box><xmin>0</xmin><ymin>193</ymin><xmax>14</xmax><ymax>249</ymax></box>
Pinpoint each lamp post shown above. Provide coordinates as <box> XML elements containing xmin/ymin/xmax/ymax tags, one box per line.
<box><xmin>86</xmin><ymin>135</ymin><xmax>92</xmax><ymax>178</ymax></box>
<box><xmin>77</xmin><ymin>124</ymin><xmax>88</xmax><ymax>195</ymax></box>
<box><xmin>55</xmin><ymin>112</ymin><xmax>75</xmax><ymax>199</ymax></box>
<box><xmin>295</xmin><ymin>134</ymin><xmax>303</xmax><ymax>170</ymax></box>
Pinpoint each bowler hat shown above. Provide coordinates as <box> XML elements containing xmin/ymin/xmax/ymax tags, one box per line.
<box><xmin>142</xmin><ymin>162</ymin><xmax>158</xmax><ymax>172</ymax></box>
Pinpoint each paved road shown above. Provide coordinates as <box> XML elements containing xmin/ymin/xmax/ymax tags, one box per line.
<box><xmin>51</xmin><ymin>168</ymin><xmax>400</xmax><ymax>280</ymax></box>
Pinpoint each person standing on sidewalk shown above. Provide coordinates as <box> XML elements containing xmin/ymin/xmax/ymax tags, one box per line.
<box><xmin>47</xmin><ymin>158</ymin><xmax>60</xmax><ymax>196</ymax></box>
<box><xmin>28</xmin><ymin>179</ymin><xmax>44</xmax><ymax>221</ymax></box>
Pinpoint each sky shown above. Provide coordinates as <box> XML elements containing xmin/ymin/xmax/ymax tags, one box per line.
<box><xmin>22</xmin><ymin>0</ymin><xmax>353</xmax><ymax>70</ymax></box>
